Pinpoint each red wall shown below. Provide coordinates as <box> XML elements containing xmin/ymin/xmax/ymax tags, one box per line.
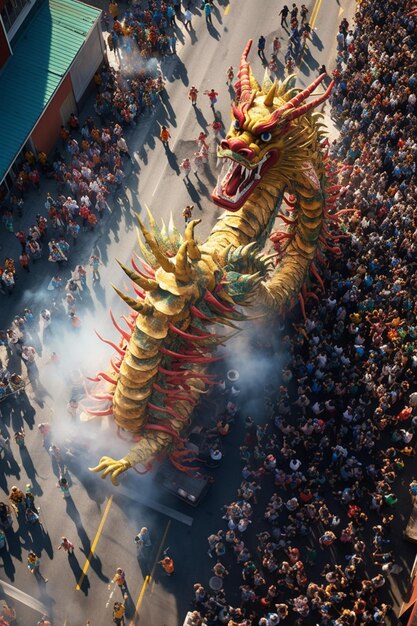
<box><xmin>0</xmin><ymin>21</ymin><xmax>11</xmax><ymax>69</ymax></box>
<box><xmin>30</xmin><ymin>72</ymin><xmax>73</xmax><ymax>154</ymax></box>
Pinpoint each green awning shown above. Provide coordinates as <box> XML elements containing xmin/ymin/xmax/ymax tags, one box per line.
<box><xmin>0</xmin><ymin>0</ymin><xmax>101</xmax><ymax>182</ymax></box>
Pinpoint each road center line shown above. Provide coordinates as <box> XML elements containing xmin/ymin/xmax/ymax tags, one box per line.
<box><xmin>310</xmin><ymin>0</ymin><xmax>323</xmax><ymax>29</ymax></box>
<box><xmin>75</xmin><ymin>495</ymin><xmax>113</xmax><ymax>591</ymax></box>
<box><xmin>129</xmin><ymin>520</ymin><xmax>171</xmax><ymax>625</ymax></box>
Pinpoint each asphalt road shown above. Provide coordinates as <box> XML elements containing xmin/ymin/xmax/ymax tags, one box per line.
<box><xmin>0</xmin><ymin>1</ymin><xmax>358</xmax><ymax>624</ymax></box>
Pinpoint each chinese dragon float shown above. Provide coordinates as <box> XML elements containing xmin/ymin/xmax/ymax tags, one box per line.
<box><xmin>88</xmin><ymin>40</ymin><xmax>344</xmax><ymax>484</ymax></box>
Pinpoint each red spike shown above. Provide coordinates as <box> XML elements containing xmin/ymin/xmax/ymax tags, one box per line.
<box><xmin>135</xmin><ymin>255</ymin><xmax>156</xmax><ymax>277</ymax></box>
<box><xmin>204</xmin><ymin>290</ymin><xmax>236</xmax><ymax>313</ymax></box>
<box><xmin>82</xmin><ymin>407</ymin><xmax>113</xmax><ymax>416</ymax></box>
<box><xmin>92</xmin><ymin>393</ymin><xmax>114</xmax><ymax>400</ymax></box>
<box><xmin>131</xmin><ymin>256</ymin><xmax>150</xmax><ymax>278</ymax></box>
<box><xmin>110</xmin><ymin>310</ymin><xmax>131</xmax><ymax>342</ymax></box>
<box><xmin>148</xmin><ymin>402</ymin><xmax>188</xmax><ymax>422</ymax></box>
<box><xmin>95</xmin><ymin>331</ymin><xmax>126</xmax><ymax>357</ymax></box>
<box><xmin>143</xmin><ymin>423</ymin><xmax>186</xmax><ymax>445</ymax></box>
<box><xmin>316</xmin><ymin>251</ymin><xmax>328</xmax><ymax>267</ymax></box>
<box><xmin>311</xmin><ymin>263</ymin><xmax>325</xmax><ymax>292</ymax></box>
<box><xmin>158</xmin><ymin>365</ymin><xmax>184</xmax><ymax>377</ymax></box>
<box><xmin>160</xmin><ymin>347</ymin><xmax>223</xmax><ymax>363</ymax></box>
<box><xmin>305</xmin><ymin>291</ymin><xmax>320</xmax><ymax>302</ymax></box>
<box><xmin>276</xmin><ymin>214</ymin><xmax>297</xmax><ymax>225</ymax></box>
<box><xmin>284</xmin><ymin>81</ymin><xmax>335</xmax><ymax>124</ymax></box>
<box><xmin>191</xmin><ymin>305</ymin><xmax>214</xmax><ymax>321</ymax></box>
<box><xmin>132</xmin><ymin>285</ymin><xmax>145</xmax><ymax>299</ymax></box>
<box><xmin>153</xmin><ymin>382</ymin><xmax>192</xmax><ymax>400</ymax></box>
<box><xmin>168</xmin><ymin>323</ymin><xmax>214</xmax><ymax>341</ymax></box>
<box><xmin>270</xmin><ymin>232</ymin><xmax>294</xmax><ymax>242</ymax></box>
<box><xmin>110</xmin><ymin>358</ymin><xmax>121</xmax><ymax>373</ymax></box>
<box><xmin>121</xmin><ymin>315</ymin><xmax>134</xmax><ymax>330</ymax></box>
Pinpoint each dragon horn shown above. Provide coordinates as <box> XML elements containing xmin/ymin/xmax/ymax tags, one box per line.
<box><xmin>218</xmin><ymin>243</ymin><xmax>234</xmax><ymax>266</ymax></box>
<box><xmin>284</xmin><ymin>73</ymin><xmax>327</xmax><ymax>109</ymax></box>
<box><xmin>144</xmin><ymin>203</ymin><xmax>158</xmax><ymax>233</ymax></box>
<box><xmin>264</xmin><ymin>81</ymin><xmax>277</xmax><ymax>107</ymax></box>
<box><xmin>283</xmin><ymin>80</ymin><xmax>335</xmax><ymax>122</ymax></box>
<box><xmin>112</xmin><ymin>284</ymin><xmax>153</xmax><ymax>314</ymax></box>
<box><xmin>116</xmin><ymin>259</ymin><xmax>158</xmax><ymax>291</ymax></box>
<box><xmin>184</xmin><ymin>219</ymin><xmax>202</xmax><ymax>260</ymax></box>
<box><xmin>175</xmin><ymin>242</ymin><xmax>193</xmax><ymax>283</ymax></box>
<box><xmin>135</xmin><ymin>214</ymin><xmax>176</xmax><ymax>274</ymax></box>
<box><xmin>237</xmin><ymin>39</ymin><xmax>252</xmax><ymax>94</ymax></box>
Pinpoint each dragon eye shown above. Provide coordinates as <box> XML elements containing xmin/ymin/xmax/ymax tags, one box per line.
<box><xmin>233</xmin><ymin>120</ymin><xmax>240</xmax><ymax>130</ymax></box>
<box><xmin>260</xmin><ymin>132</ymin><xmax>272</xmax><ymax>142</ymax></box>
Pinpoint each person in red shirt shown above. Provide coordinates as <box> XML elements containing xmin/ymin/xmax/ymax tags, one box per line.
<box><xmin>205</xmin><ymin>89</ymin><xmax>219</xmax><ymax>109</ymax></box>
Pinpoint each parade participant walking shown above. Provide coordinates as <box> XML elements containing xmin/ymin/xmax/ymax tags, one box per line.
<box><xmin>204</xmin><ymin>1</ymin><xmax>213</xmax><ymax>25</ymax></box>
<box><xmin>89</xmin><ymin>255</ymin><xmax>101</xmax><ymax>282</ymax></box>
<box><xmin>113</xmin><ymin>568</ymin><xmax>128</xmax><ymax>595</ymax></box>
<box><xmin>49</xmin><ymin>444</ymin><xmax>67</xmax><ymax>476</ymax></box>
<box><xmin>134</xmin><ymin>527</ymin><xmax>151</xmax><ymax>548</ymax></box>
<box><xmin>14</xmin><ymin>429</ymin><xmax>26</xmax><ymax>448</ymax></box>
<box><xmin>25</xmin><ymin>484</ymin><xmax>37</xmax><ymax>512</ymax></box>
<box><xmin>189</xmin><ymin>86</ymin><xmax>199</xmax><ymax>106</ymax></box>
<box><xmin>211</xmin><ymin>117</ymin><xmax>223</xmax><ymax>141</ymax></box>
<box><xmin>27</xmin><ymin>551</ymin><xmax>48</xmax><ymax>582</ymax></box>
<box><xmin>57</xmin><ymin>476</ymin><xmax>71</xmax><ymax>499</ymax></box>
<box><xmin>9</xmin><ymin>486</ymin><xmax>25</xmax><ymax>514</ymax></box>
<box><xmin>159</xmin><ymin>125</ymin><xmax>171</xmax><ymax>149</ymax></box>
<box><xmin>205</xmin><ymin>88</ymin><xmax>219</xmax><ymax>110</ymax></box>
<box><xmin>196</xmin><ymin>131</ymin><xmax>209</xmax><ymax>151</ymax></box>
<box><xmin>279</xmin><ymin>4</ymin><xmax>289</xmax><ymax>27</ymax></box>
<box><xmin>180</xmin><ymin>158</ymin><xmax>192</xmax><ymax>181</ymax></box>
<box><xmin>38</xmin><ymin>423</ymin><xmax>51</xmax><ymax>447</ymax></box>
<box><xmin>257</xmin><ymin>35</ymin><xmax>267</xmax><ymax>64</ymax></box>
<box><xmin>183</xmin><ymin>8</ymin><xmax>192</xmax><ymax>30</ymax></box>
<box><xmin>160</xmin><ymin>555</ymin><xmax>174</xmax><ymax>576</ymax></box>
<box><xmin>58</xmin><ymin>537</ymin><xmax>75</xmax><ymax>554</ymax></box>
<box><xmin>113</xmin><ymin>601</ymin><xmax>125</xmax><ymax>626</ymax></box>
<box><xmin>182</xmin><ymin>205</ymin><xmax>194</xmax><ymax>224</ymax></box>
<box><xmin>226</xmin><ymin>66</ymin><xmax>234</xmax><ymax>83</ymax></box>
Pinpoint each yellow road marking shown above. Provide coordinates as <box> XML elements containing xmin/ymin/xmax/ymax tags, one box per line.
<box><xmin>338</xmin><ymin>6</ymin><xmax>344</xmax><ymax>16</ymax></box>
<box><xmin>75</xmin><ymin>495</ymin><xmax>113</xmax><ymax>591</ymax></box>
<box><xmin>310</xmin><ymin>0</ymin><xmax>323</xmax><ymax>29</ymax></box>
<box><xmin>296</xmin><ymin>0</ymin><xmax>323</xmax><ymax>68</ymax></box>
<box><xmin>129</xmin><ymin>520</ymin><xmax>171</xmax><ymax>625</ymax></box>
<box><xmin>224</xmin><ymin>2</ymin><xmax>230</xmax><ymax>16</ymax></box>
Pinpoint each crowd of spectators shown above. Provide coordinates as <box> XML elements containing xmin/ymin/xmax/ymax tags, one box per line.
<box><xmin>187</xmin><ymin>1</ymin><xmax>417</xmax><ymax>625</ymax></box>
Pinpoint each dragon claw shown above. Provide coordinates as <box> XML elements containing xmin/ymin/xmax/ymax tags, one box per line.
<box><xmin>89</xmin><ymin>456</ymin><xmax>131</xmax><ymax>485</ymax></box>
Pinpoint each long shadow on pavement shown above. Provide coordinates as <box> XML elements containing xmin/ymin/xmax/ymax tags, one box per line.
<box><xmin>19</xmin><ymin>447</ymin><xmax>43</xmax><ymax>496</ymax></box>
<box><xmin>65</xmin><ymin>498</ymin><xmax>109</xmax><ymax>584</ymax></box>
<box><xmin>68</xmin><ymin>552</ymin><xmax>90</xmax><ymax>595</ymax></box>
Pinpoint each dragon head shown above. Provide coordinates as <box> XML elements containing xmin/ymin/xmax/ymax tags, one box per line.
<box><xmin>212</xmin><ymin>40</ymin><xmax>334</xmax><ymax>211</ymax></box>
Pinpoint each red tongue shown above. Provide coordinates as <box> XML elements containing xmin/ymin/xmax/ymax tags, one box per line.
<box><xmin>225</xmin><ymin>164</ymin><xmax>242</xmax><ymax>196</ymax></box>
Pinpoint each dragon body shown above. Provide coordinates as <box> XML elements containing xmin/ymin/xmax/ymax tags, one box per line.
<box><xmin>89</xmin><ymin>41</ymin><xmax>341</xmax><ymax>484</ymax></box>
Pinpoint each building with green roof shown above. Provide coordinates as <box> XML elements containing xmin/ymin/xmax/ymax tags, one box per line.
<box><xmin>0</xmin><ymin>0</ymin><xmax>104</xmax><ymax>187</ymax></box>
